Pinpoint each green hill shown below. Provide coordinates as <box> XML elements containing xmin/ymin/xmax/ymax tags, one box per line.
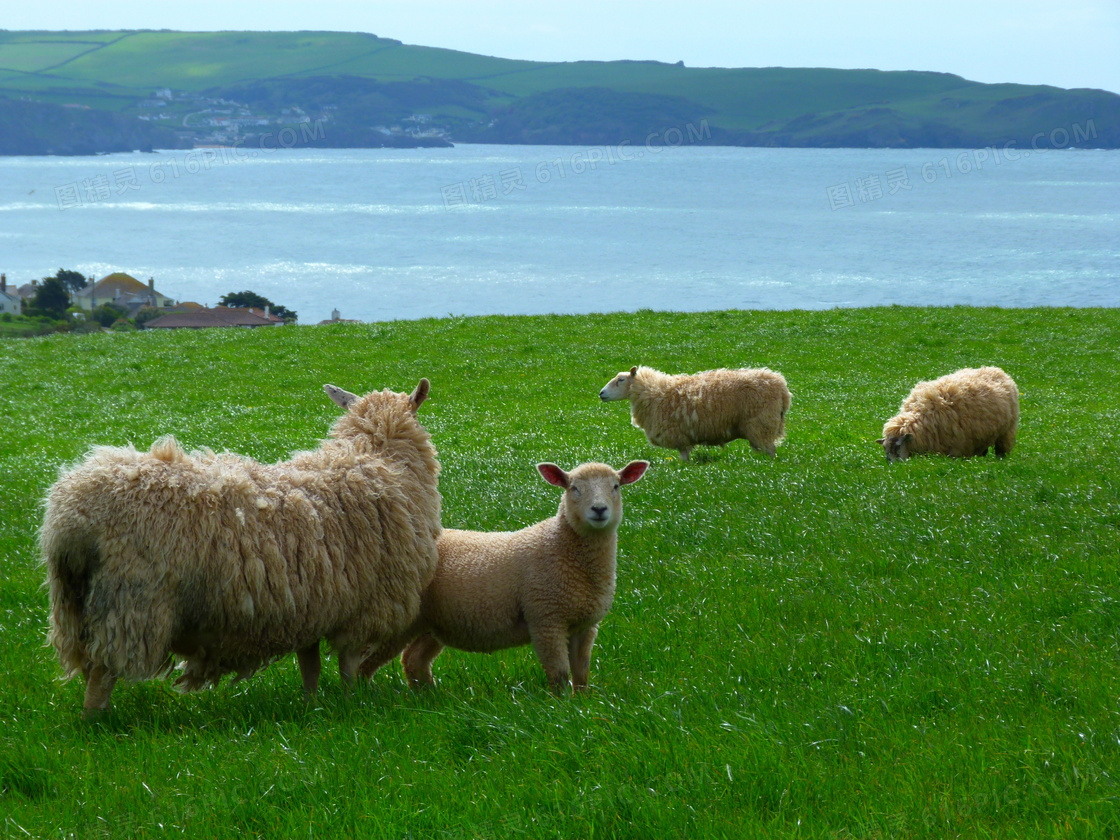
<box><xmin>1</xmin><ymin>29</ymin><xmax>1117</xmax><ymax>152</ymax></box>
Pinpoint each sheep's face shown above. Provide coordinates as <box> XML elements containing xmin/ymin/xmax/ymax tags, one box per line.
<box><xmin>599</xmin><ymin>366</ymin><xmax>638</xmax><ymax>401</ymax></box>
<box><xmin>878</xmin><ymin>434</ymin><xmax>912</xmax><ymax>462</ymax></box>
<box><xmin>538</xmin><ymin>461</ymin><xmax>649</xmax><ymax>535</ymax></box>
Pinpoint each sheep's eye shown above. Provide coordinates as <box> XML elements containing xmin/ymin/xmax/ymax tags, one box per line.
<box><xmin>571</xmin><ymin>485</ymin><xmax>582</xmax><ymax>496</ymax></box>
<box><xmin>613</xmin><ymin>483</ymin><xmax>620</xmax><ymax>491</ymax></box>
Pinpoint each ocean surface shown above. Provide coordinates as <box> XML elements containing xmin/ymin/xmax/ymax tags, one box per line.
<box><xmin>1</xmin><ymin>143</ymin><xmax>1117</xmax><ymax>324</ymax></box>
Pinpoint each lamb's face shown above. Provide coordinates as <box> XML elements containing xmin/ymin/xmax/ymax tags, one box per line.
<box><xmin>538</xmin><ymin>461</ymin><xmax>649</xmax><ymax>535</ymax></box>
<box><xmin>599</xmin><ymin>368</ymin><xmax>636</xmax><ymax>401</ymax></box>
<box><xmin>567</xmin><ymin>469</ymin><xmax>625</xmax><ymax>532</ymax></box>
<box><xmin>879</xmin><ymin>434</ymin><xmax>912</xmax><ymax>462</ymax></box>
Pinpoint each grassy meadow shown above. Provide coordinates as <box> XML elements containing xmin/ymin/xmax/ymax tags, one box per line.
<box><xmin>1</xmin><ymin>307</ymin><xmax>1118</xmax><ymax>838</ymax></box>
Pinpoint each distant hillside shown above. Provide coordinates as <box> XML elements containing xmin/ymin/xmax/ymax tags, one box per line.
<box><xmin>0</xmin><ymin>29</ymin><xmax>1117</xmax><ymax>153</ymax></box>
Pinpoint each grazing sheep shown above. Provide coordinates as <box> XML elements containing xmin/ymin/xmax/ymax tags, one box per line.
<box><xmin>359</xmin><ymin>460</ymin><xmax>649</xmax><ymax>693</ymax></box>
<box><xmin>42</xmin><ymin>379</ymin><xmax>441</xmax><ymax>715</ymax></box>
<box><xmin>878</xmin><ymin>366</ymin><xmax>1019</xmax><ymax>461</ymax></box>
<box><xmin>599</xmin><ymin>365</ymin><xmax>790</xmax><ymax>460</ymax></box>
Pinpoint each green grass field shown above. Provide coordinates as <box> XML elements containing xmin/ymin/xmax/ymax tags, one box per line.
<box><xmin>1</xmin><ymin>307</ymin><xmax>1118</xmax><ymax>838</ymax></box>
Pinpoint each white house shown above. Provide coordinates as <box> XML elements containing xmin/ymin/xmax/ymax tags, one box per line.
<box><xmin>0</xmin><ymin>274</ymin><xmax>22</xmax><ymax>316</ymax></box>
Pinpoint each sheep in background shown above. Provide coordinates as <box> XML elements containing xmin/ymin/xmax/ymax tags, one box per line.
<box><xmin>878</xmin><ymin>366</ymin><xmax>1019</xmax><ymax>461</ymax></box>
<box><xmin>43</xmin><ymin>379</ymin><xmax>441</xmax><ymax>716</ymax></box>
<box><xmin>359</xmin><ymin>460</ymin><xmax>649</xmax><ymax>693</ymax></box>
<box><xmin>599</xmin><ymin>365</ymin><xmax>790</xmax><ymax>460</ymax></box>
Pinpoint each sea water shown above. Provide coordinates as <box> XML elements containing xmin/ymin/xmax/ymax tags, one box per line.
<box><xmin>0</xmin><ymin>144</ymin><xmax>1116</xmax><ymax>324</ymax></box>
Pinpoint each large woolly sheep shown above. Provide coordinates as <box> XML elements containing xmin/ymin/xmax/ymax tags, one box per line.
<box><xmin>359</xmin><ymin>460</ymin><xmax>649</xmax><ymax>693</ymax></box>
<box><xmin>42</xmin><ymin>379</ymin><xmax>441</xmax><ymax>715</ymax></box>
<box><xmin>599</xmin><ymin>365</ymin><xmax>791</xmax><ymax>460</ymax></box>
<box><xmin>878</xmin><ymin>366</ymin><xmax>1019</xmax><ymax>461</ymax></box>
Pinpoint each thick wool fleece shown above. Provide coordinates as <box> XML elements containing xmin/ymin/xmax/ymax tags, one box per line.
<box><xmin>881</xmin><ymin>366</ymin><xmax>1019</xmax><ymax>458</ymax></box>
<box><xmin>43</xmin><ymin>385</ymin><xmax>441</xmax><ymax>697</ymax></box>
<box><xmin>625</xmin><ymin>366</ymin><xmax>790</xmax><ymax>458</ymax></box>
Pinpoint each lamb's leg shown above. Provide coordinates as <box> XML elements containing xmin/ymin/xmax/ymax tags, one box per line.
<box><xmin>296</xmin><ymin>643</ymin><xmax>322</xmax><ymax>700</ymax></box>
<box><xmin>82</xmin><ymin>662</ymin><xmax>117</xmax><ymax>718</ymax></box>
<box><xmin>569</xmin><ymin>625</ymin><xmax>599</xmax><ymax>692</ymax></box>
<box><xmin>401</xmin><ymin>634</ymin><xmax>444</xmax><ymax>688</ymax></box>
<box><xmin>531</xmin><ymin>627</ymin><xmax>572</xmax><ymax>693</ymax></box>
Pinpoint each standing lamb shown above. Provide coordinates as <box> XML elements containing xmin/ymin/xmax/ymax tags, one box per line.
<box><xmin>42</xmin><ymin>379</ymin><xmax>441</xmax><ymax>716</ymax></box>
<box><xmin>878</xmin><ymin>366</ymin><xmax>1019</xmax><ymax>461</ymax></box>
<box><xmin>599</xmin><ymin>365</ymin><xmax>791</xmax><ymax>460</ymax></box>
<box><xmin>359</xmin><ymin>460</ymin><xmax>649</xmax><ymax>693</ymax></box>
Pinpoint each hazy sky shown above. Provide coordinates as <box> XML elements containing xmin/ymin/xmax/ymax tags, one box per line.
<box><xmin>5</xmin><ymin>0</ymin><xmax>1119</xmax><ymax>94</ymax></box>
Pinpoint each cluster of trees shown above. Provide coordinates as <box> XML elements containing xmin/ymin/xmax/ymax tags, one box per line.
<box><xmin>18</xmin><ymin>269</ymin><xmax>136</xmax><ymax>331</ymax></box>
<box><xmin>218</xmin><ymin>291</ymin><xmax>297</xmax><ymax>323</ymax></box>
<box><xmin>22</xmin><ymin>269</ymin><xmax>89</xmax><ymax>320</ymax></box>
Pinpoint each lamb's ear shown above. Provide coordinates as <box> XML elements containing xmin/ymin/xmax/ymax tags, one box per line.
<box><xmin>619</xmin><ymin>460</ymin><xmax>649</xmax><ymax>485</ymax></box>
<box><xmin>629</xmin><ymin>366</ymin><xmax>638</xmax><ymax>376</ymax></box>
<box><xmin>324</xmin><ymin>384</ymin><xmax>359</xmax><ymax>409</ymax></box>
<box><xmin>409</xmin><ymin>378</ymin><xmax>430</xmax><ymax>411</ymax></box>
<box><xmin>537</xmin><ymin>463</ymin><xmax>570</xmax><ymax>488</ymax></box>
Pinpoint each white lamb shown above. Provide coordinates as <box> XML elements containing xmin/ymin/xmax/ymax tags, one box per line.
<box><xmin>878</xmin><ymin>366</ymin><xmax>1019</xmax><ymax>461</ymax></box>
<box><xmin>359</xmin><ymin>460</ymin><xmax>649</xmax><ymax>693</ymax></box>
<box><xmin>599</xmin><ymin>365</ymin><xmax>791</xmax><ymax>460</ymax></box>
<box><xmin>42</xmin><ymin>379</ymin><xmax>441</xmax><ymax>716</ymax></box>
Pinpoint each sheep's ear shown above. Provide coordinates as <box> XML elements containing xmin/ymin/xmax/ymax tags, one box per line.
<box><xmin>409</xmin><ymin>378</ymin><xmax>430</xmax><ymax>411</ymax></box>
<box><xmin>875</xmin><ymin>438</ymin><xmax>885</xmax><ymax>445</ymax></box>
<box><xmin>537</xmin><ymin>463</ymin><xmax>570</xmax><ymax>488</ymax></box>
<box><xmin>324</xmin><ymin>384</ymin><xmax>359</xmax><ymax>409</ymax></box>
<box><xmin>619</xmin><ymin>460</ymin><xmax>649</xmax><ymax>485</ymax></box>
<box><xmin>629</xmin><ymin>366</ymin><xmax>638</xmax><ymax>376</ymax></box>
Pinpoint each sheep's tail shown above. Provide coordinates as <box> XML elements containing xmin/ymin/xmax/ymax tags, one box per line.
<box><xmin>41</xmin><ymin>516</ymin><xmax>99</xmax><ymax>680</ymax></box>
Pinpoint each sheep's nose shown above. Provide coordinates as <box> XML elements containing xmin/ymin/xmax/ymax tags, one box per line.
<box><xmin>590</xmin><ymin>505</ymin><xmax>609</xmax><ymax>519</ymax></box>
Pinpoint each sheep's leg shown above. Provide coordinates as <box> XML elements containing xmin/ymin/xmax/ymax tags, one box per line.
<box><xmin>531</xmin><ymin>627</ymin><xmax>572</xmax><ymax>693</ymax></box>
<box><xmin>679</xmin><ymin>447</ymin><xmax>692</xmax><ymax>462</ymax></box>
<box><xmin>82</xmin><ymin>662</ymin><xmax>117</xmax><ymax>718</ymax></box>
<box><xmin>296</xmin><ymin>643</ymin><xmax>322</xmax><ymax>700</ymax></box>
<box><xmin>995</xmin><ymin>430</ymin><xmax>1015</xmax><ymax>456</ymax></box>
<box><xmin>569</xmin><ymin>625</ymin><xmax>599</xmax><ymax>692</ymax></box>
<box><xmin>338</xmin><ymin>648</ymin><xmax>366</xmax><ymax>694</ymax></box>
<box><xmin>745</xmin><ymin>429</ymin><xmax>777</xmax><ymax>458</ymax></box>
<box><xmin>401</xmin><ymin>634</ymin><xmax>443</xmax><ymax>688</ymax></box>
<box><xmin>357</xmin><ymin>636</ymin><xmax>410</xmax><ymax>680</ymax></box>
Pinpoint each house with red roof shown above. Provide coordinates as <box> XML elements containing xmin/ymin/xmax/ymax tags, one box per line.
<box><xmin>145</xmin><ymin>306</ymin><xmax>283</xmax><ymax>329</ymax></box>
